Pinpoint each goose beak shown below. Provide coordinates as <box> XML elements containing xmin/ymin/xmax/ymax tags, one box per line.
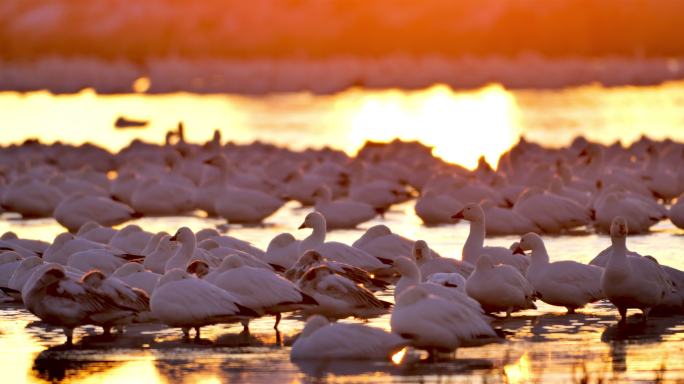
<box><xmin>298</xmin><ymin>223</ymin><xmax>307</xmax><ymax>230</ymax></box>
<box><xmin>170</xmin><ymin>234</ymin><xmax>178</xmax><ymax>241</ymax></box>
<box><xmin>451</xmin><ymin>210</ymin><xmax>464</xmax><ymax>219</ymax></box>
<box><xmin>512</xmin><ymin>246</ymin><xmax>525</xmax><ymax>255</ymax></box>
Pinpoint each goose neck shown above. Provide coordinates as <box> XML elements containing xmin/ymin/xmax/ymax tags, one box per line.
<box><xmin>462</xmin><ymin>219</ymin><xmax>485</xmax><ymax>264</ymax></box>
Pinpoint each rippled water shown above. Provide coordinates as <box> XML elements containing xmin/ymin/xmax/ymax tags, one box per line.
<box><xmin>2</xmin><ymin>201</ymin><xmax>684</xmax><ymax>383</ymax></box>
<box><xmin>2</xmin><ymin>82</ymin><xmax>684</xmax><ymax>382</ymax></box>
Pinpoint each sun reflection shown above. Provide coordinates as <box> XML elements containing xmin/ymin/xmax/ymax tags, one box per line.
<box><xmin>345</xmin><ymin>84</ymin><xmax>522</xmax><ymax>169</ymax></box>
<box><xmin>503</xmin><ymin>352</ymin><xmax>531</xmax><ymax>384</ymax></box>
<box><xmin>391</xmin><ymin>347</ymin><xmax>407</xmax><ymax>365</ymax></box>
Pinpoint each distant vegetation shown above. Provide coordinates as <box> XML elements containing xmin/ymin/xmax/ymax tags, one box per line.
<box><xmin>2</xmin><ymin>0</ymin><xmax>684</xmax><ymax>61</ymax></box>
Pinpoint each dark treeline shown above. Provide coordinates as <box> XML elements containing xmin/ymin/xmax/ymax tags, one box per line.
<box><xmin>1</xmin><ymin>0</ymin><xmax>683</xmax><ymax>61</ymax></box>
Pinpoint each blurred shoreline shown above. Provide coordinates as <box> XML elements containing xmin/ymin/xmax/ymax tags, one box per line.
<box><xmin>2</xmin><ymin>55</ymin><xmax>683</xmax><ymax>95</ymax></box>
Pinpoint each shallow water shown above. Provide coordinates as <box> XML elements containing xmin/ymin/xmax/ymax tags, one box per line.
<box><xmin>1</xmin><ymin>202</ymin><xmax>684</xmax><ymax>383</ymax></box>
<box><xmin>2</xmin><ymin>82</ymin><xmax>684</xmax><ymax>382</ymax></box>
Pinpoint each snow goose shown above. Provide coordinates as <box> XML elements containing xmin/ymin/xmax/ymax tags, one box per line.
<box><xmin>518</xmin><ymin>232</ymin><xmax>604</xmax><ymax>313</ymax></box>
<box><xmin>512</xmin><ymin>188</ymin><xmax>591</xmax><ymax>233</ymax></box>
<box><xmin>391</xmin><ymin>285</ymin><xmax>496</xmax><ymax>356</ymax></box>
<box><xmin>43</xmin><ymin>233</ymin><xmax>109</xmax><ymax>265</ymax></box>
<box><xmin>453</xmin><ymin>204</ymin><xmax>529</xmax><ymax>273</ymax></box>
<box><xmin>426</xmin><ymin>272</ymin><xmax>467</xmax><ymax>293</ymax></box>
<box><xmin>479</xmin><ymin>199</ymin><xmax>541</xmax><ymax>236</ymax></box>
<box><xmin>150</xmin><ymin>268</ymin><xmax>258</xmax><ymax>338</ymax></box>
<box><xmin>66</xmin><ymin>249</ymin><xmax>133</xmax><ymax>275</ymax></box>
<box><xmin>291</xmin><ymin>315</ymin><xmax>406</xmax><ymax>360</ymax></box>
<box><xmin>164</xmin><ymin>227</ymin><xmax>215</xmax><ymax>272</ymax></box>
<box><xmin>113</xmin><ymin>262</ymin><xmax>161</xmax><ymax>296</ymax></box>
<box><xmin>22</xmin><ymin>264</ymin><xmax>136</xmax><ymax>344</ymax></box>
<box><xmin>298</xmin><ymin>212</ymin><xmax>389</xmax><ymax>272</ymax></box>
<box><xmin>0</xmin><ymin>232</ymin><xmax>49</xmax><ymax>255</ymax></box>
<box><xmin>1</xmin><ymin>176</ymin><xmax>64</xmax><ymax>217</ymax></box>
<box><xmin>0</xmin><ymin>252</ymin><xmax>23</xmax><ymax>288</ymax></box>
<box><xmin>601</xmin><ymin>217</ymin><xmax>674</xmax><ymax>322</ymax></box>
<box><xmin>466</xmin><ymin>254</ymin><xmax>537</xmax><ymax>316</ymax></box>
<box><xmin>412</xmin><ymin>240</ymin><xmax>473</xmax><ymax>278</ymax></box>
<box><xmin>670</xmin><ymin>193</ymin><xmax>684</xmax><ymax>230</ymax></box>
<box><xmin>593</xmin><ymin>191</ymin><xmax>665</xmax><ymax>234</ymax></box>
<box><xmin>81</xmin><ymin>270</ymin><xmax>151</xmax><ymax>333</ymax></box>
<box><xmin>297</xmin><ymin>266</ymin><xmax>391</xmax><ymax>320</ymax></box>
<box><xmin>196</xmin><ymin>228</ymin><xmax>266</xmax><ymax>259</ymax></box>
<box><xmin>53</xmin><ymin>193</ymin><xmax>137</xmax><ymax>232</ymax></box>
<box><xmin>76</xmin><ymin>222</ymin><xmax>118</xmax><ymax>244</ymax></box>
<box><xmin>5</xmin><ymin>256</ymin><xmax>43</xmax><ymax>299</ymax></box>
<box><xmin>143</xmin><ymin>235</ymin><xmax>178</xmax><ymax>274</ymax></box>
<box><xmin>313</xmin><ymin>185</ymin><xmax>377</xmax><ymax>229</ymax></box>
<box><xmin>108</xmin><ymin>224</ymin><xmax>154</xmax><ymax>255</ymax></box>
<box><xmin>263</xmin><ymin>233</ymin><xmax>301</xmax><ymax>270</ymax></box>
<box><xmin>130</xmin><ymin>177</ymin><xmax>195</xmax><ymax>215</ymax></box>
<box><xmin>285</xmin><ymin>250</ymin><xmax>389</xmax><ymax>291</ymax></box>
<box><xmin>352</xmin><ymin>224</ymin><xmax>418</xmax><ymax>262</ymax></box>
<box><xmin>393</xmin><ymin>256</ymin><xmax>483</xmax><ymax>314</ymax></box>
<box><xmin>203</xmin><ymin>255</ymin><xmax>317</xmax><ymax>330</ymax></box>
<box><xmin>348</xmin><ymin>179</ymin><xmax>409</xmax><ymax>214</ymax></box>
<box><xmin>414</xmin><ymin>189</ymin><xmax>464</xmax><ymax>225</ymax></box>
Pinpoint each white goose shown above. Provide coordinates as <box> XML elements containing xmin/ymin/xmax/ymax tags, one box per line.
<box><xmin>150</xmin><ymin>268</ymin><xmax>258</xmax><ymax>338</ymax></box>
<box><xmin>263</xmin><ymin>233</ymin><xmax>301</xmax><ymax>270</ymax></box>
<box><xmin>108</xmin><ymin>224</ymin><xmax>154</xmax><ymax>255</ymax></box>
<box><xmin>601</xmin><ymin>217</ymin><xmax>674</xmax><ymax>322</ymax></box>
<box><xmin>0</xmin><ymin>252</ymin><xmax>23</xmax><ymax>287</ymax></box>
<box><xmin>81</xmin><ymin>270</ymin><xmax>151</xmax><ymax>333</ymax></box>
<box><xmin>393</xmin><ymin>256</ymin><xmax>484</xmax><ymax>315</ymax></box>
<box><xmin>285</xmin><ymin>250</ymin><xmax>389</xmax><ymax>291</ymax></box>
<box><xmin>54</xmin><ymin>194</ymin><xmax>137</xmax><ymax>232</ymax></box>
<box><xmin>412</xmin><ymin>240</ymin><xmax>473</xmax><ymax>279</ymax></box>
<box><xmin>298</xmin><ymin>212</ymin><xmax>389</xmax><ymax>272</ymax></box>
<box><xmin>76</xmin><ymin>221</ymin><xmax>118</xmax><ymax>244</ymax></box>
<box><xmin>130</xmin><ymin>177</ymin><xmax>195</xmax><ymax>216</ymax></box>
<box><xmin>454</xmin><ymin>203</ymin><xmax>529</xmax><ymax>274</ymax></box>
<box><xmin>6</xmin><ymin>256</ymin><xmax>44</xmax><ymax>299</ymax></box>
<box><xmin>291</xmin><ymin>315</ymin><xmax>406</xmax><ymax>360</ymax></box>
<box><xmin>466</xmin><ymin>254</ymin><xmax>537</xmax><ymax>316</ymax></box>
<box><xmin>202</xmin><ymin>255</ymin><xmax>317</xmax><ymax>330</ymax></box>
<box><xmin>164</xmin><ymin>227</ymin><xmax>215</xmax><ymax>272</ymax></box>
<box><xmin>391</xmin><ymin>285</ymin><xmax>496</xmax><ymax>355</ymax></box>
<box><xmin>312</xmin><ymin>185</ymin><xmax>377</xmax><ymax>229</ymax></box>
<box><xmin>22</xmin><ymin>264</ymin><xmax>137</xmax><ymax>344</ymax></box>
<box><xmin>352</xmin><ymin>224</ymin><xmax>417</xmax><ymax>262</ymax></box>
<box><xmin>143</xmin><ymin>235</ymin><xmax>178</xmax><ymax>274</ymax></box>
<box><xmin>297</xmin><ymin>265</ymin><xmax>391</xmax><ymax>320</ymax></box>
<box><xmin>518</xmin><ymin>232</ymin><xmax>604</xmax><ymax>313</ymax></box>
<box><xmin>113</xmin><ymin>262</ymin><xmax>161</xmax><ymax>296</ymax></box>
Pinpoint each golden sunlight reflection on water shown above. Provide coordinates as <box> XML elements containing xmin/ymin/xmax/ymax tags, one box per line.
<box><xmin>3</xmin><ymin>81</ymin><xmax>684</xmax><ymax>169</ymax></box>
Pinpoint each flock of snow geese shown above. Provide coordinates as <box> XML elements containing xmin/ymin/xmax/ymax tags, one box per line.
<box><xmin>1</xmin><ymin>131</ymin><xmax>684</xmax><ymax>360</ymax></box>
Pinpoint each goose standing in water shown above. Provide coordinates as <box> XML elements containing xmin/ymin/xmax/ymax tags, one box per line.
<box><xmin>150</xmin><ymin>268</ymin><xmax>258</xmax><ymax>338</ymax></box>
<box><xmin>196</xmin><ymin>255</ymin><xmax>317</xmax><ymax>331</ymax></box>
<box><xmin>453</xmin><ymin>203</ymin><xmax>529</xmax><ymax>274</ymax></box>
<box><xmin>22</xmin><ymin>264</ymin><xmax>137</xmax><ymax>344</ymax></box>
<box><xmin>466</xmin><ymin>254</ymin><xmax>537</xmax><ymax>317</ymax></box>
<box><xmin>601</xmin><ymin>217</ymin><xmax>674</xmax><ymax>323</ymax></box>
<box><xmin>518</xmin><ymin>232</ymin><xmax>604</xmax><ymax>313</ymax></box>
<box><xmin>291</xmin><ymin>315</ymin><xmax>406</xmax><ymax>360</ymax></box>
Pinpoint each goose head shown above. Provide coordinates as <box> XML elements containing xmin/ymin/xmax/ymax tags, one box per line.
<box><xmin>610</xmin><ymin>217</ymin><xmax>629</xmax><ymax>238</ymax></box>
<box><xmin>518</xmin><ymin>232</ymin><xmax>543</xmax><ymax>252</ymax></box>
<box><xmin>300</xmin><ymin>315</ymin><xmax>329</xmax><ymax>338</ymax></box>
<box><xmin>451</xmin><ymin>203</ymin><xmax>484</xmax><ymax>222</ymax></box>
<box><xmin>298</xmin><ymin>211</ymin><xmax>326</xmax><ymax>231</ymax></box>
<box><xmin>35</xmin><ymin>265</ymin><xmax>67</xmax><ymax>288</ymax></box>
<box><xmin>393</xmin><ymin>256</ymin><xmax>420</xmax><ymax>278</ymax></box>
<box><xmin>186</xmin><ymin>260</ymin><xmax>210</xmax><ymax>278</ymax></box>
<box><xmin>1</xmin><ymin>231</ymin><xmax>18</xmax><ymax>240</ymax></box>
<box><xmin>170</xmin><ymin>227</ymin><xmax>195</xmax><ymax>244</ymax></box>
<box><xmin>81</xmin><ymin>270</ymin><xmax>107</xmax><ymax>288</ymax></box>
<box><xmin>411</xmin><ymin>240</ymin><xmax>431</xmax><ymax>262</ymax></box>
<box><xmin>509</xmin><ymin>242</ymin><xmax>525</xmax><ymax>255</ymax></box>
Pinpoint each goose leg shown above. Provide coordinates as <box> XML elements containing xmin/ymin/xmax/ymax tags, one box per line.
<box><xmin>566</xmin><ymin>307</ymin><xmax>576</xmax><ymax>314</ymax></box>
<box><xmin>64</xmin><ymin>327</ymin><xmax>74</xmax><ymax>345</ymax></box>
<box><xmin>194</xmin><ymin>327</ymin><xmax>201</xmax><ymax>339</ymax></box>
<box><xmin>242</xmin><ymin>319</ymin><xmax>250</xmax><ymax>333</ymax></box>
<box><xmin>618</xmin><ymin>307</ymin><xmax>627</xmax><ymax>323</ymax></box>
<box><xmin>273</xmin><ymin>313</ymin><xmax>281</xmax><ymax>331</ymax></box>
<box><xmin>182</xmin><ymin>327</ymin><xmax>190</xmax><ymax>338</ymax></box>
<box><xmin>102</xmin><ymin>326</ymin><xmax>112</xmax><ymax>336</ymax></box>
<box><xmin>641</xmin><ymin>308</ymin><xmax>651</xmax><ymax>323</ymax></box>
<box><xmin>506</xmin><ymin>308</ymin><xmax>512</xmax><ymax>318</ymax></box>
